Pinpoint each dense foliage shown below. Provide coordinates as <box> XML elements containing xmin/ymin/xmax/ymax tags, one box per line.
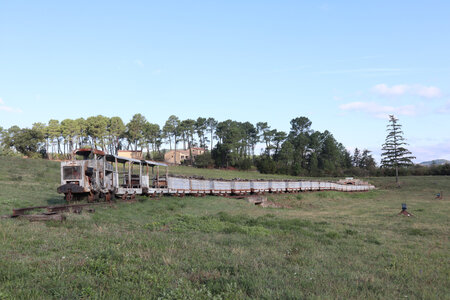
<box><xmin>1</xmin><ymin>114</ymin><xmax>447</xmax><ymax>176</ymax></box>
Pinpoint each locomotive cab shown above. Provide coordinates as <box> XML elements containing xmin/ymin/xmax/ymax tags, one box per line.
<box><xmin>57</xmin><ymin>149</ymin><xmax>114</xmax><ymax>202</ymax></box>
<box><xmin>58</xmin><ymin>148</ymin><xmax>169</xmax><ymax>202</ymax></box>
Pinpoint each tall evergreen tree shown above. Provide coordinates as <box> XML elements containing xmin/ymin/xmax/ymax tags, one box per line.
<box><xmin>195</xmin><ymin>117</ymin><xmax>208</xmax><ymax>149</ymax></box>
<box><xmin>86</xmin><ymin>115</ymin><xmax>109</xmax><ymax>150</ymax></box>
<box><xmin>32</xmin><ymin>122</ymin><xmax>48</xmax><ymax>155</ymax></box>
<box><xmin>126</xmin><ymin>114</ymin><xmax>147</xmax><ymax>151</ymax></box>
<box><xmin>180</xmin><ymin>119</ymin><xmax>196</xmax><ymax>164</ymax></box>
<box><xmin>381</xmin><ymin>115</ymin><xmax>415</xmax><ymax>183</ymax></box>
<box><xmin>108</xmin><ymin>117</ymin><xmax>125</xmax><ymax>154</ymax></box>
<box><xmin>0</xmin><ymin>126</ymin><xmax>3</xmax><ymax>149</ymax></box>
<box><xmin>47</xmin><ymin>119</ymin><xmax>61</xmax><ymax>158</ymax></box>
<box><xmin>143</xmin><ymin>122</ymin><xmax>160</xmax><ymax>158</ymax></box>
<box><xmin>164</xmin><ymin>115</ymin><xmax>180</xmax><ymax>163</ymax></box>
<box><xmin>206</xmin><ymin>117</ymin><xmax>218</xmax><ymax>150</ymax></box>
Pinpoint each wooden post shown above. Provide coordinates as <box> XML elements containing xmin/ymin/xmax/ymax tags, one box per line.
<box><xmin>115</xmin><ymin>157</ymin><xmax>118</xmax><ymax>187</ymax></box>
<box><xmin>139</xmin><ymin>162</ymin><xmax>142</xmax><ymax>187</ymax></box>
<box><xmin>122</xmin><ymin>161</ymin><xmax>126</xmax><ymax>186</ymax></box>
<box><xmin>103</xmin><ymin>157</ymin><xmax>106</xmax><ymax>189</ymax></box>
<box><xmin>157</xmin><ymin>166</ymin><xmax>160</xmax><ymax>186</ymax></box>
<box><xmin>128</xmin><ymin>162</ymin><xmax>131</xmax><ymax>188</ymax></box>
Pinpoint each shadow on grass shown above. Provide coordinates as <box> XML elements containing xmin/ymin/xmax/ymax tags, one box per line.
<box><xmin>46</xmin><ymin>196</ymin><xmax>66</xmax><ymax>206</ymax></box>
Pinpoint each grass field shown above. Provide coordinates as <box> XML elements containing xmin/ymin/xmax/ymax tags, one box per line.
<box><xmin>0</xmin><ymin>157</ymin><xmax>449</xmax><ymax>299</ymax></box>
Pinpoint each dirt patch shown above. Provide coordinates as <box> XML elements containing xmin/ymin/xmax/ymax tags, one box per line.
<box><xmin>246</xmin><ymin>196</ymin><xmax>291</xmax><ymax>208</ymax></box>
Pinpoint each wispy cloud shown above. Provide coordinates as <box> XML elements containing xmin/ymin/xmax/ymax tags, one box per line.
<box><xmin>316</xmin><ymin>68</ymin><xmax>406</xmax><ymax>75</ymax></box>
<box><xmin>339</xmin><ymin>101</ymin><xmax>416</xmax><ymax>119</ymax></box>
<box><xmin>372</xmin><ymin>84</ymin><xmax>442</xmax><ymax>98</ymax></box>
<box><xmin>318</xmin><ymin>3</ymin><xmax>331</xmax><ymax>11</ymax></box>
<box><xmin>409</xmin><ymin>139</ymin><xmax>450</xmax><ymax>162</ymax></box>
<box><xmin>0</xmin><ymin>98</ymin><xmax>22</xmax><ymax>113</ymax></box>
<box><xmin>437</xmin><ymin>100</ymin><xmax>450</xmax><ymax>114</ymax></box>
<box><xmin>262</xmin><ymin>66</ymin><xmax>309</xmax><ymax>74</ymax></box>
<box><xmin>133</xmin><ymin>59</ymin><xmax>144</xmax><ymax>68</ymax></box>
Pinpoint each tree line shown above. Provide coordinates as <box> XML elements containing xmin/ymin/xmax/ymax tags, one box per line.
<box><xmin>1</xmin><ymin>113</ymin><xmax>447</xmax><ymax>176</ymax></box>
<box><xmin>0</xmin><ymin>114</ymin><xmax>217</xmax><ymax>160</ymax></box>
<box><xmin>0</xmin><ymin>114</ymin><xmax>376</xmax><ymax>176</ymax></box>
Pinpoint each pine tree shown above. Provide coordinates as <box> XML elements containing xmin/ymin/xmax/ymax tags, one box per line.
<box><xmin>381</xmin><ymin>115</ymin><xmax>415</xmax><ymax>183</ymax></box>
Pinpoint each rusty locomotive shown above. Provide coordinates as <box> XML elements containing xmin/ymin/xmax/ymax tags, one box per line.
<box><xmin>57</xmin><ymin>149</ymin><xmax>375</xmax><ymax>202</ymax></box>
<box><xmin>57</xmin><ymin>148</ymin><xmax>169</xmax><ymax>202</ymax></box>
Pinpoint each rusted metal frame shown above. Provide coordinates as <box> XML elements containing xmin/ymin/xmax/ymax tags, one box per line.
<box><xmin>66</xmin><ymin>190</ymin><xmax>73</xmax><ymax>202</ymax></box>
<box><xmin>122</xmin><ymin>160</ymin><xmax>125</xmax><ymax>183</ymax></box>
<box><xmin>47</xmin><ymin>202</ymin><xmax>110</xmax><ymax>213</ymax></box>
<box><xmin>128</xmin><ymin>161</ymin><xmax>131</xmax><ymax>188</ymax></box>
<box><xmin>232</xmin><ymin>189</ymin><xmax>251</xmax><ymax>195</ymax></box>
<box><xmin>103</xmin><ymin>156</ymin><xmax>106</xmax><ymax>189</ymax></box>
<box><xmin>12</xmin><ymin>202</ymin><xmax>110</xmax><ymax>217</ymax></box>
<box><xmin>13</xmin><ymin>205</ymin><xmax>50</xmax><ymax>216</ymax></box>
<box><xmin>157</xmin><ymin>166</ymin><xmax>160</xmax><ymax>186</ymax></box>
<box><xmin>212</xmin><ymin>189</ymin><xmax>231</xmax><ymax>195</ymax></box>
<box><xmin>115</xmin><ymin>157</ymin><xmax>118</xmax><ymax>187</ymax></box>
<box><xmin>139</xmin><ymin>162</ymin><xmax>142</xmax><ymax>187</ymax></box>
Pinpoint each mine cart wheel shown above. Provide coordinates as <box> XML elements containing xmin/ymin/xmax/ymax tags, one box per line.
<box><xmin>105</xmin><ymin>192</ymin><xmax>111</xmax><ymax>202</ymax></box>
<box><xmin>122</xmin><ymin>192</ymin><xmax>128</xmax><ymax>201</ymax></box>
<box><xmin>88</xmin><ymin>192</ymin><xmax>95</xmax><ymax>203</ymax></box>
<box><xmin>65</xmin><ymin>190</ymin><xmax>73</xmax><ymax>203</ymax></box>
<box><xmin>131</xmin><ymin>193</ymin><xmax>136</xmax><ymax>200</ymax></box>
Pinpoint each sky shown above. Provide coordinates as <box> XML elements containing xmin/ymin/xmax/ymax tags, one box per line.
<box><xmin>1</xmin><ymin>1</ymin><xmax>449</xmax><ymax>163</ymax></box>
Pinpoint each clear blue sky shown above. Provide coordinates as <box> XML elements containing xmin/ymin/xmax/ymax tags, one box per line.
<box><xmin>1</xmin><ymin>1</ymin><xmax>449</xmax><ymax>162</ymax></box>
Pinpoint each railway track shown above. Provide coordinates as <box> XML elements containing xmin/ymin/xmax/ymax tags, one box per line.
<box><xmin>2</xmin><ymin>198</ymin><xmax>139</xmax><ymax>221</ymax></box>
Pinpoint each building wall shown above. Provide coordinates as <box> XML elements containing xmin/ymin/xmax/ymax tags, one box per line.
<box><xmin>164</xmin><ymin>148</ymin><xmax>205</xmax><ymax>164</ymax></box>
<box><xmin>118</xmin><ymin>150</ymin><xmax>143</xmax><ymax>159</ymax></box>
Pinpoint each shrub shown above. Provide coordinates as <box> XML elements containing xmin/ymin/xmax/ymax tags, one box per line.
<box><xmin>194</xmin><ymin>152</ymin><xmax>214</xmax><ymax>168</ymax></box>
<box><xmin>255</xmin><ymin>155</ymin><xmax>277</xmax><ymax>174</ymax></box>
<box><xmin>235</xmin><ymin>158</ymin><xmax>252</xmax><ymax>171</ymax></box>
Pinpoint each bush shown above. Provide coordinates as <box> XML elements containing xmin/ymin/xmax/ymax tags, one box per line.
<box><xmin>152</xmin><ymin>152</ymin><xmax>165</xmax><ymax>162</ymax></box>
<box><xmin>235</xmin><ymin>158</ymin><xmax>253</xmax><ymax>171</ymax></box>
<box><xmin>255</xmin><ymin>155</ymin><xmax>277</xmax><ymax>174</ymax></box>
<box><xmin>194</xmin><ymin>152</ymin><xmax>214</xmax><ymax>168</ymax></box>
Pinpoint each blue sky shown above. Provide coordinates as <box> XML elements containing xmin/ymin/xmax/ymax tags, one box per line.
<box><xmin>1</xmin><ymin>1</ymin><xmax>449</xmax><ymax>162</ymax></box>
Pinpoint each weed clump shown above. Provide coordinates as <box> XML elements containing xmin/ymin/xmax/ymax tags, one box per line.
<box><xmin>406</xmin><ymin>228</ymin><xmax>430</xmax><ymax>236</ymax></box>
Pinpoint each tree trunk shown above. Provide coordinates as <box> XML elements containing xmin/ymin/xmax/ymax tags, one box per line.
<box><xmin>188</xmin><ymin>138</ymin><xmax>193</xmax><ymax>166</ymax></box>
<box><xmin>210</xmin><ymin>131</ymin><xmax>213</xmax><ymax>150</ymax></box>
<box><xmin>174</xmin><ymin>134</ymin><xmax>177</xmax><ymax>164</ymax></box>
<box><xmin>57</xmin><ymin>139</ymin><xmax>62</xmax><ymax>155</ymax></box>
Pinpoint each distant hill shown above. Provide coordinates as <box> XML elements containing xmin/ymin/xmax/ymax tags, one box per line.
<box><xmin>419</xmin><ymin>159</ymin><xmax>450</xmax><ymax>166</ymax></box>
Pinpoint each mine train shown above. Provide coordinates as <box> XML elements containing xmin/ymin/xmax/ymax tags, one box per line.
<box><xmin>57</xmin><ymin>149</ymin><xmax>375</xmax><ymax>202</ymax></box>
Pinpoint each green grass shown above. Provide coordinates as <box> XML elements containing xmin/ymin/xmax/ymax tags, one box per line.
<box><xmin>0</xmin><ymin>157</ymin><xmax>449</xmax><ymax>299</ymax></box>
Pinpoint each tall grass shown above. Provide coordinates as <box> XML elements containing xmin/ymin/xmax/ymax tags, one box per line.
<box><xmin>0</xmin><ymin>157</ymin><xmax>449</xmax><ymax>298</ymax></box>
